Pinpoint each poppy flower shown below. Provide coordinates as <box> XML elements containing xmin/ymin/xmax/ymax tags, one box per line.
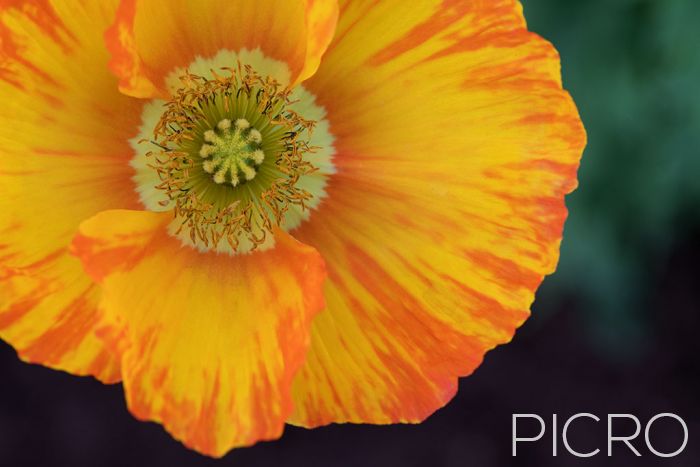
<box><xmin>0</xmin><ymin>0</ymin><xmax>585</xmax><ymax>457</ymax></box>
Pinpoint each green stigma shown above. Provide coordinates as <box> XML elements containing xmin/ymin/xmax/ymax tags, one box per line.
<box><xmin>199</xmin><ymin>118</ymin><xmax>265</xmax><ymax>186</ymax></box>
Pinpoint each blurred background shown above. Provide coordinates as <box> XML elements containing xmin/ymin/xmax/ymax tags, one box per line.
<box><xmin>1</xmin><ymin>0</ymin><xmax>699</xmax><ymax>465</ymax></box>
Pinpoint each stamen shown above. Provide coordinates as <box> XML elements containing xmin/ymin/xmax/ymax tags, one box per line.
<box><xmin>148</xmin><ymin>66</ymin><xmax>318</xmax><ymax>253</ymax></box>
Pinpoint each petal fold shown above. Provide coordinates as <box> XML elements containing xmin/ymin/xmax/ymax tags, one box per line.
<box><xmin>71</xmin><ymin>210</ymin><xmax>326</xmax><ymax>457</ymax></box>
<box><xmin>298</xmin><ymin>0</ymin><xmax>340</xmax><ymax>83</ymax></box>
<box><xmin>106</xmin><ymin>0</ymin><xmax>338</xmax><ymax>98</ymax></box>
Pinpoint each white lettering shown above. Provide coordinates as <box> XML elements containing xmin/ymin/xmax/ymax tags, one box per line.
<box><xmin>644</xmin><ymin>413</ymin><xmax>688</xmax><ymax>458</ymax></box>
<box><xmin>512</xmin><ymin>414</ymin><xmax>545</xmax><ymax>456</ymax></box>
<box><xmin>608</xmin><ymin>414</ymin><xmax>642</xmax><ymax>457</ymax></box>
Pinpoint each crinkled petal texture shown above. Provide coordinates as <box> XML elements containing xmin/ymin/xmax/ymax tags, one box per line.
<box><xmin>107</xmin><ymin>0</ymin><xmax>338</xmax><ymax>97</ymax></box>
<box><xmin>0</xmin><ymin>1</ymin><xmax>143</xmax><ymax>382</ymax></box>
<box><xmin>72</xmin><ymin>210</ymin><xmax>326</xmax><ymax>457</ymax></box>
<box><xmin>288</xmin><ymin>0</ymin><xmax>586</xmax><ymax>426</ymax></box>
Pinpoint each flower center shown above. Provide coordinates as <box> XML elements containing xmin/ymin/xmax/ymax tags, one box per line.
<box><xmin>199</xmin><ymin>118</ymin><xmax>265</xmax><ymax>186</ymax></box>
<box><xmin>147</xmin><ymin>66</ymin><xmax>317</xmax><ymax>253</ymax></box>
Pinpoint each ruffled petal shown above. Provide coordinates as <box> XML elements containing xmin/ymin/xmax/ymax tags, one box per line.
<box><xmin>106</xmin><ymin>0</ymin><xmax>338</xmax><ymax>98</ymax></box>
<box><xmin>298</xmin><ymin>0</ymin><xmax>340</xmax><ymax>83</ymax></box>
<box><xmin>0</xmin><ymin>0</ymin><xmax>143</xmax><ymax>382</ymax></box>
<box><xmin>288</xmin><ymin>0</ymin><xmax>586</xmax><ymax>426</ymax></box>
<box><xmin>71</xmin><ymin>210</ymin><xmax>326</xmax><ymax>457</ymax></box>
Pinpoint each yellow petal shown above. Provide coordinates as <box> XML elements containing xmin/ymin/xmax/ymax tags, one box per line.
<box><xmin>288</xmin><ymin>0</ymin><xmax>586</xmax><ymax>426</ymax></box>
<box><xmin>0</xmin><ymin>0</ymin><xmax>143</xmax><ymax>382</ymax></box>
<box><xmin>106</xmin><ymin>0</ymin><xmax>339</xmax><ymax>98</ymax></box>
<box><xmin>297</xmin><ymin>0</ymin><xmax>339</xmax><ymax>84</ymax></box>
<box><xmin>71</xmin><ymin>210</ymin><xmax>327</xmax><ymax>457</ymax></box>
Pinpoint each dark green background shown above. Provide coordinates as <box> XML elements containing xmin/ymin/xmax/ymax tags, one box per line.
<box><xmin>528</xmin><ymin>0</ymin><xmax>700</xmax><ymax>356</ymax></box>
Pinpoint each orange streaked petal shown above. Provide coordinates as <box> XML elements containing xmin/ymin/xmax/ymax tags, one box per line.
<box><xmin>298</xmin><ymin>0</ymin><xmax>339</xmax><ymax>83</ymax></box>
<box><xmin>0</xmin><ymin>265</ymin><xmax>121</xmax><ymax>383</ymax></box>
<box><xmin>288</xmin><ymin>0</ymin><xmax>586</xmax><ymax>426</ymax></box>
<box><xmin>71</xmin><ymin>210</ymin><xmax>327</xmax><ymax>457</ymax></box>
<box><xmin>106</xmin><ymin>0</ymin><xmax>338</xmax><ymax>98</ymax></box>
<box><xmin>0</xmin><ymin>0</ymin><xmax>142</xmax><ymax>382</ymax></box>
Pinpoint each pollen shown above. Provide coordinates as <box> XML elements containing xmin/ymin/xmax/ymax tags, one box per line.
<box><xmin>199</xmin><ymin>145</ymin><xmax>215</xmax><ymax>158</ymax></box>
<box><xmin>146</xmin><ymin>65</ymin><xmax>318</xmax><ymax>253</ymax></box>
<box><xmin>251</xmin><ymin>149</ymin><xmax>265</xmax><ymax>165</ymax></box>
<box><xmin>248</xmin><ymin>129</ymin><xmax>262</xmax><ymax>144</ymax></box>
<box><xmin>204</xmin><ymin>130</ymin><xmax>217</xmax><ymax>143</ymax></box>
<box><xmin>235</xmin><ymin>118</ymin><xmax>250</xmax><ymax>130</ymax></box>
